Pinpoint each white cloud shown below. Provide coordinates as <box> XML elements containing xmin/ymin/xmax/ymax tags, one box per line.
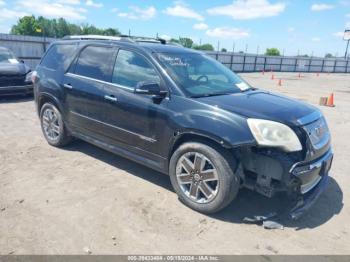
<box><xmin>118</xmin><ymin>6</ymin><xmax>156</xmax><ymax>20</ymax></box>
<box><xmin>206</xmin><ymin>27</ymin><xmax>250</xmax><ymax>39</ymax></box>
<box><xmin>0</xmin><ymin>8</ymin><xmax>28</xmax><ymax>21</ymax></box>
<box><xmin>333</xmin><ymin>31</ymin><xmax>344</xmax><ymax>38</ymax></box>
<box><xmin>86</xmin><ymin>0</ymin><xmax>103</xmax><ymax>8</ymax></box>
<box><xmin>193</xmin><ymin>23</ymin><xmax>208</xmax><ymax>30</ymax></box>
<box><xmin>58</xmin><ymin>0</ymin><xmax>81</xmax><ymax>4</ymax></box>
<box><xmin>311</xmin><ymin>37</ymin><xmax>321</xmax><ymax>42</ymax></box>
<box><xmin>288</xmin><ymin>27</ymin><xmax>295</xmax><ymax>32</ymax></box>
<box><xmin>164</xmin><ymin>1</ymin><xmax>204</xmax><ymax>21</ymax></box>
<box><xmin>207</xmin><ymin>0</ymin><xmax>285</xmax><ymax>20</ymax></box>
<box><xmin>0</xmin><ymin>0</ymin><xmax>5</xmax><ymax>6</ymax></box>
<box><xmin>15</xmin><ymin>0</ymin><xmax>87</xmax><ymax>20</ymax></box>
<box><xmin>311</xmin><ymin>4</ymin><xmax>335</xmax><ymax>11</ymax></box>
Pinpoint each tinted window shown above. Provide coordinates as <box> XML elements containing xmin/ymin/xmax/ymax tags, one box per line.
<box><xmin>40</xmin><ymin>44</ymin><xmax>77</xmax><ymax>71</ymax></box>
<box><xmin>75</xmin><ymin>45</ymin><xmax>115</xmax><ymax>82</ymax></box>
<box><xmin>112</xmin><ymin>50</ymin><xmax>160</xmax><ymax>88</ymax></box>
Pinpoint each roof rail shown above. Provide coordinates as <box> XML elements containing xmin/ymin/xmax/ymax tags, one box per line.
<box><xmin>62</xmin><ymin>34</ymin><xmax>168</xmax><ymax>45</ymax></box>
<box><xmin>62</xmin><ymin>35</ymin><xmax>126</xmax><ymax>41</ymax></box>
<box><xmin>119</xmin><ymin>35</ymin><xmax>167</xmax><ymax>44</ymax></box>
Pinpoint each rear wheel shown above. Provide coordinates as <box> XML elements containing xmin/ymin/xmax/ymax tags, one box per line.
<box><xmin>40</xmin><ymin>103</ymin><xmax>72</xmax><ymax>147</ymax></box>
<box><xmin>169</xmin><ymin>142</ymin><xmax>240</xmax><ymax>214</ymax></box>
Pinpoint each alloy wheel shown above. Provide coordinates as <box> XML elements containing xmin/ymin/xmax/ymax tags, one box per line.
<box><xmin>42</xmin><ymin>108</ymin><xmax>60</xmax><ymax>141</ymax></box>
<box><xmin>176</xmin><ymin>152</ymin><xmax>219</xmax><ymax>203</ymax></box>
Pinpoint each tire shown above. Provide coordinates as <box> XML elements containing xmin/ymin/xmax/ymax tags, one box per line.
<box><xmin>40</xmin><ymin>102</ymin><xmax>72</xmax><ymax>147</ymax></box>
<box><xmin>169</xmin><ymin>142</ymin><xmax>240</xmax><ymax>214</ymax></box>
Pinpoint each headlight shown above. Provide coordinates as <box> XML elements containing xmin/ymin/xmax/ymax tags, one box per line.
<box><xmin>247</xmin><ymin>118</ymin><xmax>302</xmax><ymax>152</ymax></box>
<box><xmin>25</xmin><ymin>71</ymin><xmax>33</xmax><ymax>83</ymax></box>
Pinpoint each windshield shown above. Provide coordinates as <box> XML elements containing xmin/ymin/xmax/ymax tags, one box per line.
<box><xmin>0</xmin><ymin>48</ymin><xmax>16</xmax><ymax>63</ymax></box>
<box><xmin>156</xmin><ymin>52</ymin><xmax>251</xmax><ymax>97</ymax></box>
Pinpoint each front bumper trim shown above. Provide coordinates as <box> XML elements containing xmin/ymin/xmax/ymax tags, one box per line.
<box><xmin>289</xmin><ymin>149</ymin><xmax>333</xmax><ymax>220</ymax></box>
<box><xmin>290</xmin><ymin>173</ymin><xmax>329</xmax><ymax>220</ymax></box>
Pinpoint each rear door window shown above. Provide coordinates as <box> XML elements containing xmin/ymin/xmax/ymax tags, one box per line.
<box><xmin>75</xmin><ymin>45</ymin><xmax>116</xmax><ymax>82</ymax></box>
<box><xmin>40</xmin><ymin>43</ymin><xmax>77</xmax><ymax>72</ymax></box>
<box><xmin>112</xmin><ymin>49</ymin><xmax>160</xmax><ymax>88</ymax></box>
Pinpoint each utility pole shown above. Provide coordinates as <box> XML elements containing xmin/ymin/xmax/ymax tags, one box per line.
<box><xmin>245</xmin><ymin>44</ymin><xmax>248</xmax><ymax>53</ymax></box>
<box><xmin>256</xmin><ymin>45</ymin><xmax>260</xmax><ymax>55</ymax></box>
<box><xmin>345</xmin><ymin>39</ymin><xmax>350</xmax><ymax>59</ymax></box>
<box><xmin>232</xmin><ymin>42</ymin><xmax>235</xmax><ymax>53</ymax></box>
<box><xmin>42</xmin><ymin>27</ymin><xmax>46</xmax><ymax>52</ymax></box>
<box><xmin>344</xmin><ymin>29</ymin><xmax>350</xmax><ymax>59</ymax></box>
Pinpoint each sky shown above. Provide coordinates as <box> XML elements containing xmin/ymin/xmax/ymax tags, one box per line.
<box><xmin>0</xmin><ymin>0</ymin><xmax>349</xmax><ymax>57</ymax></box>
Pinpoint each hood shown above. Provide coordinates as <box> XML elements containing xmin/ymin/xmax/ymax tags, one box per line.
<box><xmin>0</xmin><ymin>62</ymin><xmax>30</xmax><ymax>76</ymax></box>
<box><xmin>196</xmin><ymin>90</ymin><xmax>318</xmax><ymax>126</ymax></box>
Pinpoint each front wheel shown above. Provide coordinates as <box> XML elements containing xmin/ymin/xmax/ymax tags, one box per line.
<box><xmin>169</xmin><ymin>142</ymin><xmax>240</xmax><ymax>214</ymax></box>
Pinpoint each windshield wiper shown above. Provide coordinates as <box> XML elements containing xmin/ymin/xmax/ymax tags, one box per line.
<box><xmin>190</xmin><ymin>92</ymin><xmax>234</xmax><ymax>98</ymax></box>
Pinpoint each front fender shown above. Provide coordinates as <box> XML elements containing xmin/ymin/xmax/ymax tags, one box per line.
<box><xmin>168</xmin><ymin>96</ymin><xmax>256</xmax><ymax>148</ymax></box>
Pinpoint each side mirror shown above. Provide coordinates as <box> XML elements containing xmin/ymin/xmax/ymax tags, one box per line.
<box><xmin>135</xmin><ymin>81</ymin><xmax>166</xmax><ymax>96</ymax></box>
<box><xmin>20</xmin><ymin>60</ymin><xmax>25</xmax><ymax>64</ymax></box>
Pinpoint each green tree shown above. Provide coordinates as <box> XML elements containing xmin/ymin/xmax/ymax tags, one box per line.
<box><xmin>325</xmin><ymin>53</ymin><xmax>334</xmax><ymax>58</ymax></box>
<box><xmin>179</xmin><ymin>37</ymin><xmax>193</xmax><ymax>48</ymax></box>
<box><xmin>56</xmin><ymin>18</ymin><xmax>70</xmax><ymax>38</ymax></box>
<box><xmin>103</xmin><ymin>28</ymin><xmax>120</xmax><ymax>36</ymax></box>
<box><xmin>11</xmin><ymin>16</ymin><xmax>38</xmax><ymax>36</ymax></box>
<box><xmin>265</xmin><ymin>48</ymin><xmax>281</xmax><ymax>56</ymax></box>
<box><xmin>10</xmin><ymin>15</ymin><xmax>120</xmax><ymax>38</ymax></box>
<box><xmin>193</xmin><ymin>44</ymin><xmax>214</xmax><ymax>51</ymax></box>
<box><xmin>221</xmin><ymin>48</ymin><xmax>227</xmax><ymax>52</ymax></box>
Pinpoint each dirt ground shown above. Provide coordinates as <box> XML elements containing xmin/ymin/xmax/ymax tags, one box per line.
<box><xmin>0</xmin><ymin>72</ymin><xmax>349</xmax><ymax>255</ymax></box>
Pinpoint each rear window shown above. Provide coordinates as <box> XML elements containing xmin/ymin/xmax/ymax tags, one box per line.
<box><xmin>40</xmin><ymin>43</ymin><xmax>77</xmax><ymax>72</ymax></box>
<box><xmin>75</xmin><ymin>45</ymin><xmax>116</xmax><ymax>82</ymax></box>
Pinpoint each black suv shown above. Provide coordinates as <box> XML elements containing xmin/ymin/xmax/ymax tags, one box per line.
<box><xmin>33</xmin><ymin>35</ymin><xmax>333</xmax><ymax>219</ymax></box>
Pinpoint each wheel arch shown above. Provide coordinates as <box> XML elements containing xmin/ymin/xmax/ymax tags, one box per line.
<box><xmin>37</xmin><ymin>92</ymin><xmax>63</xmax><ymax>116</ymax></box>
<box><xmin>168</xmin><ymin>131</ymin><xmax>236</xmax><ymax>163</ymax></box>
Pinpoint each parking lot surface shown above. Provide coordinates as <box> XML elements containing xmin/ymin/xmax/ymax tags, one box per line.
<box><xmin>0</xmin><ymin>72</ymin><xmax>349</xmax><ymax>254</ymax></box>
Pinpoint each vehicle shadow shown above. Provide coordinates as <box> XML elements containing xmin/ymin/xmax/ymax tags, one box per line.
<box><xmin>0</xmin><ymin>94</ymin><xmax>33</xmax><ymax>104</ymax></box>
<box><xmin>211</xmin><ymin>177</ymin><xmax>343</xmax><ymax>230</ymax></box>
<box><xmin>64</xmin><ymin>140</ymin><xmax>343</xmax><ymax>230</ymax></box>
<box><xmin>64</xmin><ymin>140</ymin><xmax>173</xmax><ymax>192</ymax></box>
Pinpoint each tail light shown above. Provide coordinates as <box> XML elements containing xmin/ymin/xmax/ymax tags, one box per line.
<box><xmin>31</xmin><ymin>71</ymin><xmax>38</xmax><ymax>83</ymax></box>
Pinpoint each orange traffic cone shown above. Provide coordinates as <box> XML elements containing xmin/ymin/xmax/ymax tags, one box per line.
<box><xmin>298</xmin><ymin>73</ymin><xmax>301</xmax><ymax>79</ymax></box>
<box><xmin>262</xmin><ymin>70</ymin><xmax>265</xmax><ymax>75</ymax></box>
<box><xmin>326</xmin><ymin>93</ymin><xmax>335</xmax><ymax>107</ymax></box>
<box><xmin>278</xmin><ymin>79</ymin><xmax>282</xmax><ymax>86</ymax></box>
<box><xmin>316</xmin><ymin>72</ymin><xmax>320</xmax><ymax>77</ymax></box>
<box><xmin>271</xmin><ymin>74</ymin><xmax>275</xmax><ymax>80</ymax></box>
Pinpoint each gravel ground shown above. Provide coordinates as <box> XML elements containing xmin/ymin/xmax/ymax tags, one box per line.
<box><xmin>0</xmin><ymin>72</ymin><xmax>349</xmax><ymax>255</ymax></box>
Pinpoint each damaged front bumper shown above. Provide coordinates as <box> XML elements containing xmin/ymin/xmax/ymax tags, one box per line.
<box><xmin>289</xmin><ymin>149</ymin><xmax>333</xmax><ymax>220</ymax></box>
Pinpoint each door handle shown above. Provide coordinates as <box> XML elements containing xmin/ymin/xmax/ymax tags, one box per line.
<box><xmin>64</xmin><ymin>83</ymin><xmax>73</xmax><ymax>89</ymax></box>
<box><xmin>104</xmin><ymin>95</ymin><xmax>118</xmax><ymax>102</ymax></box>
